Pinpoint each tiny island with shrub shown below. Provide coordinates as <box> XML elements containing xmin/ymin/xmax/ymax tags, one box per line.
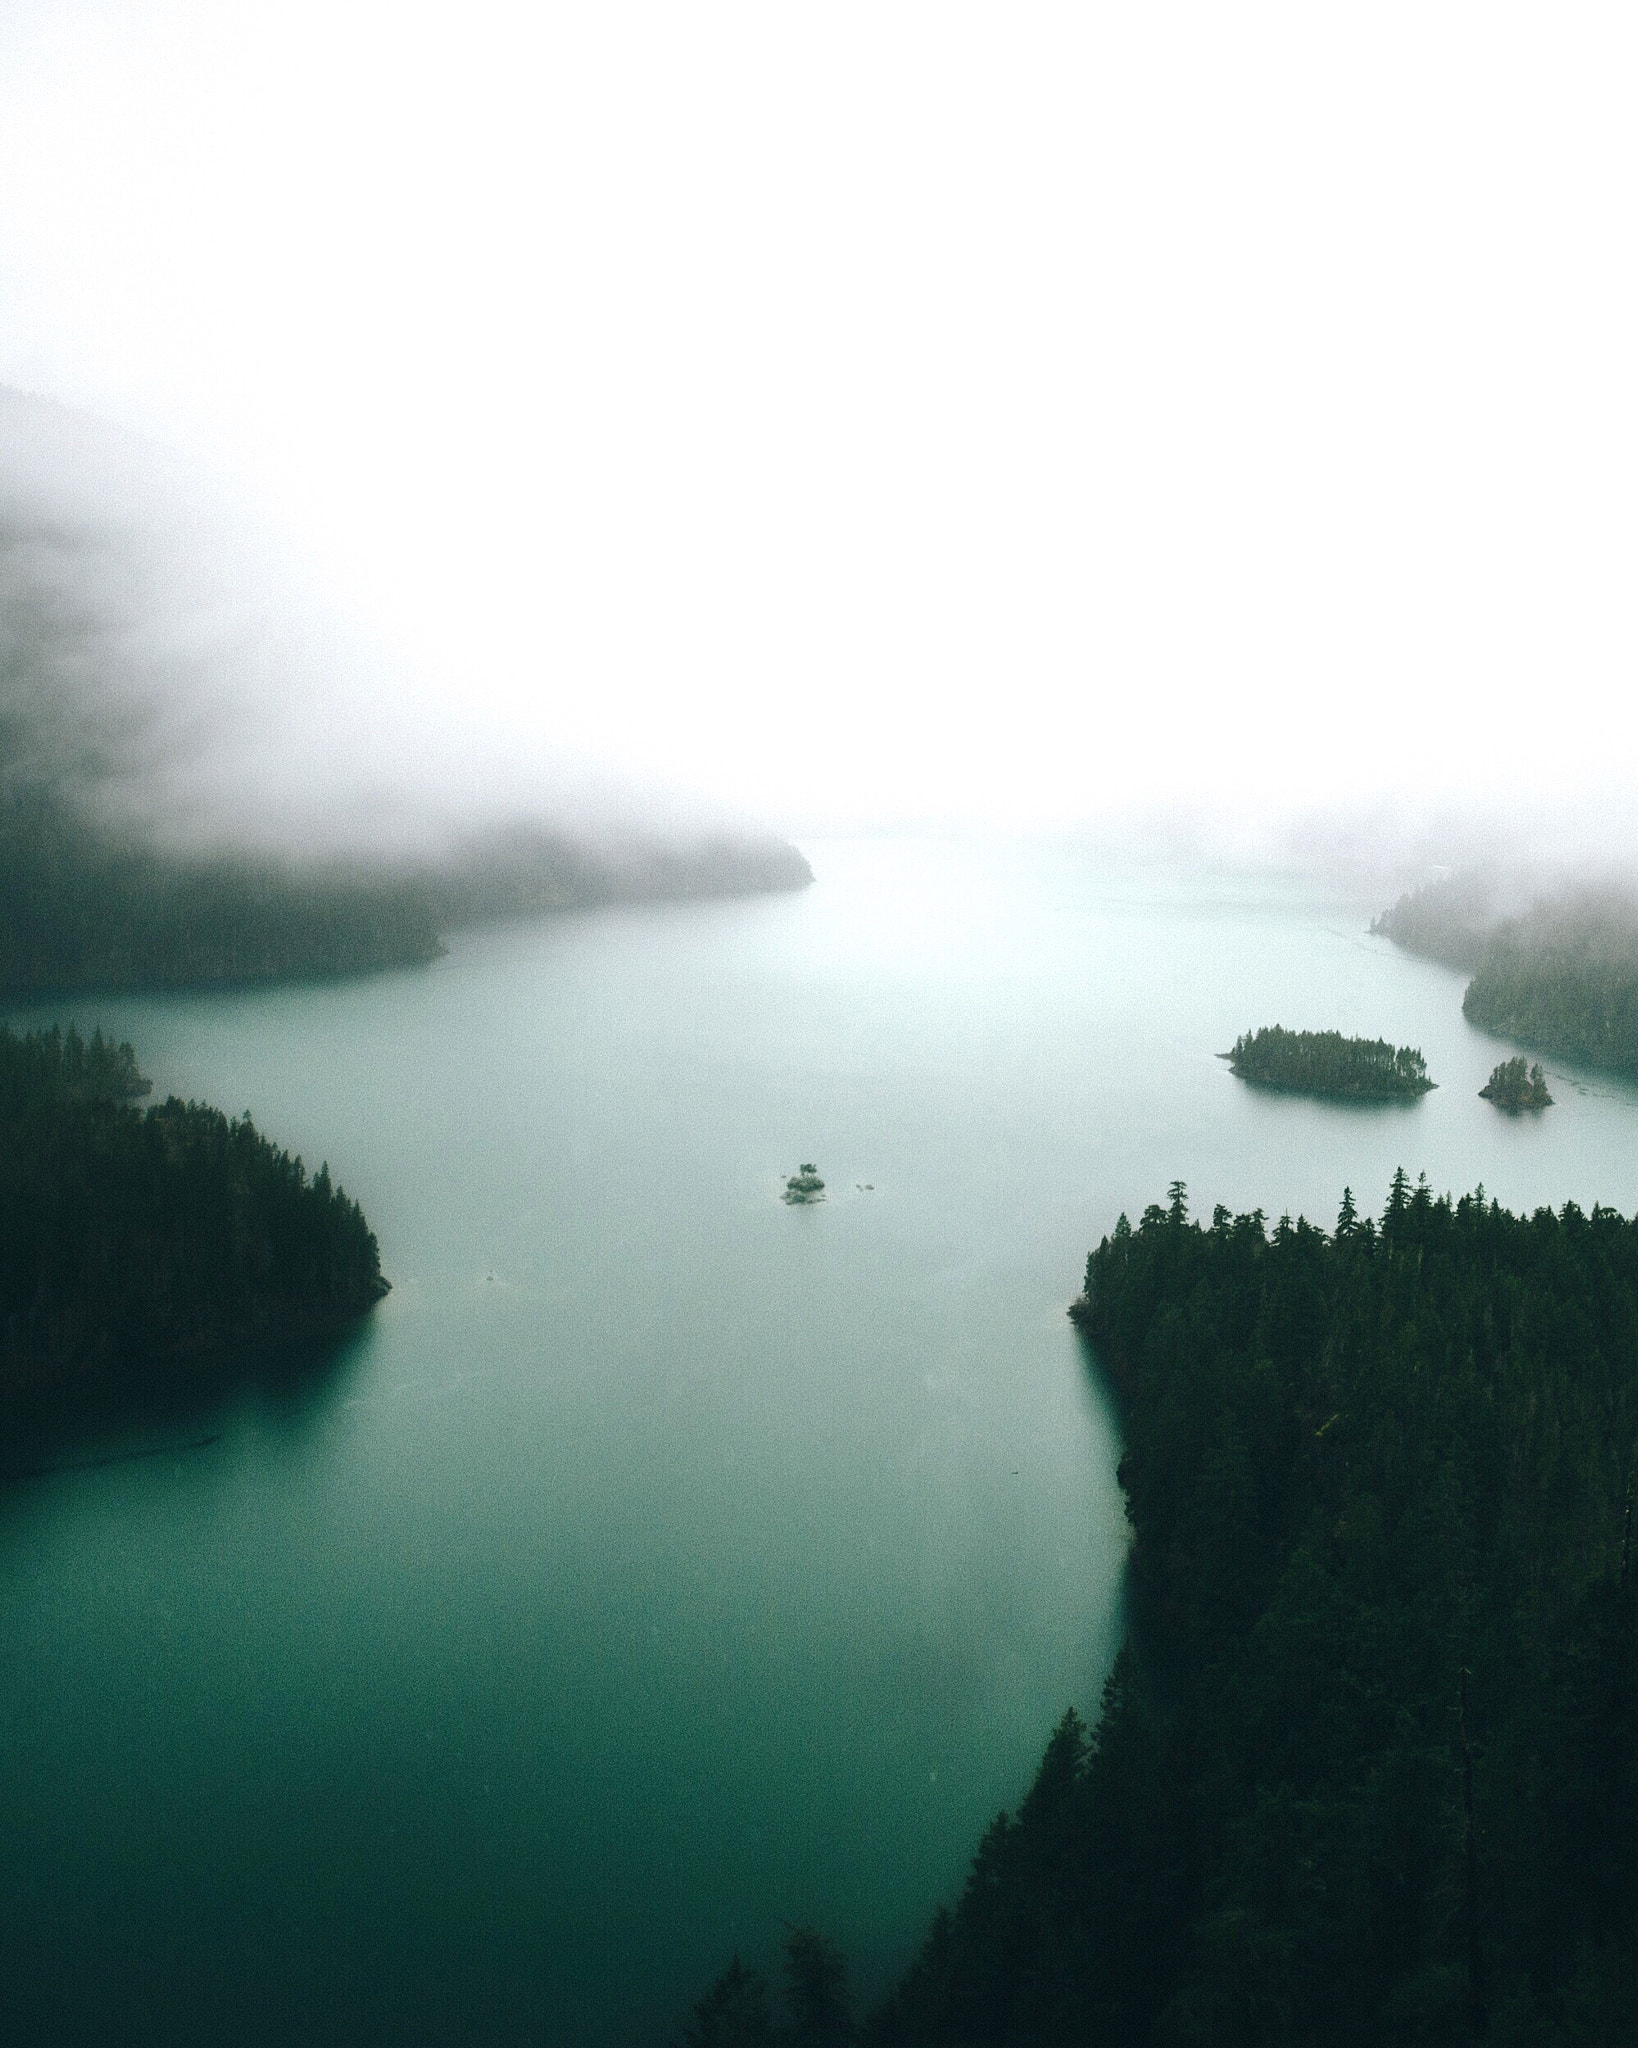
<box><xmin>0</xmin><ymin>1023</ymin><xmax>387</xmax><ymax>1393</ymax></box>
<box><xmin>1480</xmin><ymin>1054</ymin><xmax>1553</xmax><ymax>1111</ymax></box>
<box><xmin>1224</xmin><ymin>1025</ymin><xmax>1435</xmax><ymax>1101</ymax></box>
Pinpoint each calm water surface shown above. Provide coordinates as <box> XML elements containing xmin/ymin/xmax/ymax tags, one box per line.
<box><xmin>5</xmin><ymin>839</ymin><xmax>1638</xmax><ymax>2044</ymax></box>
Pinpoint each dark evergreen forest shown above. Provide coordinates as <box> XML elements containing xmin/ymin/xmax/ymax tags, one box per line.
<box><xmin>681</xmin><ymin>1179</ymin><xmax>1638</xmax><ymax>2046</ymax></box>
<box><xmin>1225</xmin><ymin>1026</ymin><xmax>1433</xmax><ymax>1099</ymax></box>
<box><xmin>1480</xmin><ymin>1056</ymin><xmax>1552</xmax><ymax>1112</ymax></box>
<box><xmin>1376</xmin><ymin>874</ymin><xmax>1638</xmax><ymax>1079</ymax></box>
<box><xmin>0</xmin><ymin>1024</ymin><xmax>386</xmax><ymax>1390</ymax></box>
<box><xmin>0</xmin><ymin>786</ymin><xmax>445</xmax><ymax>993</ymax></box>
<box><xmin>1464</xmin><ymin>897</ymin><xmax>1638</xmax><ymax>1077</ymax></box>
<box><xmin>0</xmin><ymin>784</ymin><xmax>812</xmax><ymax>998</ymax></box>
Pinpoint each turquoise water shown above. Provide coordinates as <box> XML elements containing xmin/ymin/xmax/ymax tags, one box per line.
<box><xmin>4</xmin><ymin>839</ymin><xmax>1638</xmax><ymax>2044</ymax></box>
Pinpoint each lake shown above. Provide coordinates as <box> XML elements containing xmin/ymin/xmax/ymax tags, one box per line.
<box><xmin>5</xmin><ymin>838</ymin><xmax>1638</xmax><ymax>2044</ymax></box>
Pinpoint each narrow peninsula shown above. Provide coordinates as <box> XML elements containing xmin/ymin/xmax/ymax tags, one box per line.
<box><xmin>1480</xmin><ymin>1054</ymin><xmax>1553</xmax><ymax>1111</ymax></box>
<box><xmin>1224</xmin><ymin>1025</ymin><xmax>1434</xmax><ymax>1100</ymax></box>
<box><xmin>0</xmin><ymin>1024</ymin><xmax>387</xmax><ymax>1392</ymax></box>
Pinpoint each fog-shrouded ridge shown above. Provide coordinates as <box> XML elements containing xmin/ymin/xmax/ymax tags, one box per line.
<box><xmin>11</xmin><ymin>377</ymin><xmax>1638</xmax><ymax>998</ymax></box>
<box><xmin>1374</xmin><ymin>866</ymin><xmax>1638</xmax><ymax>1083</ymax></box>
<box><xmin>0</xmin><ymin>385</ymin><xmax>810</xmax><ymax>995</ymax></box>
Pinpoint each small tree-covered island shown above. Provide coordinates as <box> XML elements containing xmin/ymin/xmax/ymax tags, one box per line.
<box><xmin>1480</xmin><ymin>1054</ymin><xmax>1554</xmax><ymax>1112</ymax></box>
<box><xmin>0</xmin><ymin>1024</ymin><xmax>387</xmax><ymax>1392</ymax></box>
<box><xmin>1224</xmin><ymin>1025</ymin><xmax>1435</xmax><ymax>1100</ymax></box>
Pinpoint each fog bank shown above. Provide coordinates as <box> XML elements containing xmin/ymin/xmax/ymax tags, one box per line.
<box><xmin>3</xmin><ymin>3</ymin><xmax>1634</xmax><ymax>848</ymax></box>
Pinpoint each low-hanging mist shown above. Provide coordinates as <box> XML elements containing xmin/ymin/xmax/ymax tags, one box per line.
<box><xmin>0</xmin><ymin>384</ymin><xmax>810</xmax><ymax>995</ymax></box>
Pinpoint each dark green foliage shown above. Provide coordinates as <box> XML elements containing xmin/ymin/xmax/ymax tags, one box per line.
<box><xmin>864</xmin><ymin>1181</ymin><xmax>1638</xmax><ymax>2047</ymax></box>
<box><xmin>0</xmin><ymin>1024</ymin><xmax>385</xmax><ymax>1389</ymax></box>
<box><xmin>1479</xmin><ymin>1056</ymin><xmax>1552</xmax><ymax>1111</ymax></box>
<box><xmin>0</xmin><ymin>785</ymin><xmax>444</xmax><ymax>995</ymax></box>
<box><xmin>1226</xmin><ymin>1026</ymin><xmax>1434</xmax><ymax>1099</ymax></box>
<box><xmin>782</xmin><ymin>1926</ymin><xmax>855</xmax><ymax>2048</ymax></box>
<box><xmin>676</xmin><ymin>1956</ymin><xmax>776</xmax><ymax>2048</ymax></box>
<box><xmin>1462</xmin><ymin>894</ymin><xmax>1638</xmax><ymax>1077</ymax></box>
<box><xmin>0</xmin><ymin>785</ymin><xmax>813</xmax><ymax>999</ymax></box>
<box><xmin>1376</xmin><ymin>873</ymin><xmax>1638</xmax><ymax>1080</ymax></box>
<box><xmin>0</xmin><ymin>1020</ymin><xmax>150</xmax><ymax>1104</ymax></box>
<box><xmin>678</xmin><ymin>1931</ymin><xmax>852</xmax><ymax>2048</ymax></box>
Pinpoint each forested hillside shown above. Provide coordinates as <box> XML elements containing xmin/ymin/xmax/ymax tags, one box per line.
<box><xmin>1462</xmin><ymin>894</ymin><xmax>1638</xmax><ymax>1077</ymax></box>
<box><xmin>683</xmin><ymin>1180</ymin><xmax>1638</xmax><ymax>2046</ymax></box>
<box><xmin>0</xmin><ymin>381</ymin><xmax>812</xmax><ymax>999</ymax></box>
<box><xmin>0</xmin><ymin>1025</ymin><xmax>386</xmax><ymax>1390</ymax></box>
<box><xmin>1370</xmin><ymin>870</ymin><xmax>1499</xmax><ymax>971</ymax></box>
<box><xmin>0</xmin><ymin>786</ymin><xmax>445</xmax><ymax>993</ymax></box>
<box><xmin>0</xmin><ymin>783</ymin><xmax>811</xmax><ymax>997</ymax></box>
<box><xmin>1375</xmin><ymin>872</ymin><xmax>1638</xmax><ymax>1079</ymax></box>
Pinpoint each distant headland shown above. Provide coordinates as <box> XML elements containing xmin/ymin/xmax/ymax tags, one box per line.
<box><xmin>1374</xmin><ymin>869</ymin><xmax>1638</xmax><ymax>1081</ymax></box>
<box><xmin>0</xmin><ymin>381</ymin><xmax>813</xmax><ymax>1001</ymax></box>
<box><xmin>0</xmin><ymin>1024</ymin><xmax>386</xmax><ymax>1393</ymax></box>
<box><xmin>0</xmin><ymin>793</ymin><xmax>813</xmax><ymax>999</ymax></box>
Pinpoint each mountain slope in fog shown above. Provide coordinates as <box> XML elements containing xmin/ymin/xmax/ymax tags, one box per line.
<box><xmin>1375</xmin><ymin>870</ymin><xmax>1638</xmax><ymax>1080</ymax></box>
<box><xmin>0</xmin><ymin>776</ymin><xmax>811</xmax><ymax>997</ymax></box>
<box><xmin>0</xmin><ymin>385</ymin><xmax>810</xmax><ymax>996</ymax></box>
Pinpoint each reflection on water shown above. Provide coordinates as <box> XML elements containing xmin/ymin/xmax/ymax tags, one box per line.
<box><xmin>0</xmin><ymin>1320</ymin><xmax>377</xmax><ymax>1492</ymax></box>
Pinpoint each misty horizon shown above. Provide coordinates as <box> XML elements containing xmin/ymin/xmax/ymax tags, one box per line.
<box><xmin>6</xmin><ymin>14</ymin><xmax>1638</xmax><ymax>2041</ymax></box>
<box><xmin>3</xmin><ymin>4</ymin><xmax>1635</xmax><ymax>856</ymax></box>
<box><xmin>3</xmin><ymin>373</ymin><xmax>1636</xmax><ymax>904</ymax></box>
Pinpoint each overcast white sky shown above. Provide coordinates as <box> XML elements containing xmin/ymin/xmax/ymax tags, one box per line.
<box><xmin>0</xmin><ymin>2</ymin><xmax>1634</xmax><ymax>837</ymax></box>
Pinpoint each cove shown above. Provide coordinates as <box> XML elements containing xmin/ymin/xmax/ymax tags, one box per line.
<box><xmin>6</xmin><ymin>839</ymin><xmax>1638</xmax><ymax>2044</ymax></box>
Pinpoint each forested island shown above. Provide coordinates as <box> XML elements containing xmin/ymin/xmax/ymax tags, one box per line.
<box><xmin>680</xmin><ymin>1179</ymin><xmax>1638</xmax><ymax>2043</ymax></box>
<box><xmin>0</xmin><ymin>1024</ymin><xmax>386</xmax><ymax>1391</ymax></box>
<box><xmin>1480</xmin><ymin>1055</ymin><xmax>1553</xmax><ymax>1112</ymax></box>
<box><xmin>1376</xmin><ymin>871</ymin><xmax>1638</xmax><ymax>1079</ymax></box>
<box><xmin>1224</xmin><ymin>1025</ymin><xmax>1434</xmax><ymax>1100</ymax></box>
